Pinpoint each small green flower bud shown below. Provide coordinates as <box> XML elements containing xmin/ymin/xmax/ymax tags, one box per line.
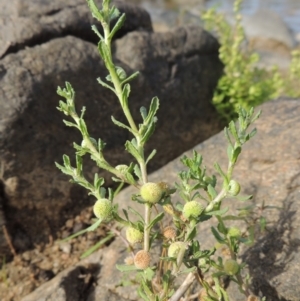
<box><xmin>182</xmin><ymin>201</ymin><xmax>204</xmax><ymax>219</ymax></box>
<box><xmin>163</xmin><ymin>226</ymin><xmax>177</xmax><ymax>240</ymax></box>
<box><xmin>228</xmin><ymin>180</ymin><xmax>240</xmax><ymax>196</ymax></box>
<box><xmin>134</xmin><ymin>250</ymin><xmax>151</xmax><ymax>269</ymax></box>
<box><xmin>227</xmin><ymin>227</ymin><xmax>241</xmax><ymax>238</ymax></box>
<box><xmin>81</xmin><ymin>137</ymin><xmax>97</xmax><ymax>148</ymax></box>
<box><xmin>223</xmin><ymin>259</ymin><xmax>240</xmax><ymax>275</ymax></box>
<box><xmin>126</xmin><ymin>227</ymin><xmax>144</xmax><ymax>245</ymax></box>
<box><xmin>93</xmin><ymin>199</ymin><xmax>112</xmax><ymax>220</ymax></box>
<box><xmin>140</xmin><ymin>182</ymin><xmax>163</xmax><ymax>204</ymax></box>
<box><xmin>168</xmin><ymin>242</ymin><xmax>185</xmax><ymax>258</ymax></box>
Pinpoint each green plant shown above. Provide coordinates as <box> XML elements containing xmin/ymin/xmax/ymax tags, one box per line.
<box><xmin>202</xmin><ymin>0</ymin><xmax>299</xmax><ymax>121</ymax></box>
<box><xmin>56</xmin><ymin>0</ymin><xmax>267</xmax><ymax>300</ymax></box>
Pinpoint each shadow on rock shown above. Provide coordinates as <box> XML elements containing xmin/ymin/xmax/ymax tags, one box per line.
<box><xmin>243</xmin><ymin>200</ymin><xmax>300</xmax><ymax>301</ymax></box>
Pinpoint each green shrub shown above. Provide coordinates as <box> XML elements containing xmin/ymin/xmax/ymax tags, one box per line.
<box><xmin>202</xmin><ymin>0</ymin><xmax>299</xmax><ymax>121</ymax></box>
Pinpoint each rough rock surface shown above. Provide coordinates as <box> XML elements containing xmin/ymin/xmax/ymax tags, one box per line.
<box><xmin>0</xmin><ymin>0</ymin><xmax>153</xmax><ymax>58</ymax></box>
<box><xmin>22</xmin><ymin>98</ymin><xmax>300</xmax><ymax>301</ymax></box>
<box><xmin>0</xmin><ymin>1</ymin><xmax>223</xmax><ymax>257</ymax></box>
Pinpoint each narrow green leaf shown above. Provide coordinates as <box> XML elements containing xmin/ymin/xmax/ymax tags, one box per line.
<box><xmin>86</xmin><ymin>0</ymin><xmax>104</xmax><ymax>22</ymax></box>
<box><xmin>125</xmin><ymin>141</ymin><xmax>143</xmax><ymax>162</ymax></box>
<box><xmin>97</xmin><ymin>77</ymin><xmax>115</xmax><ymax>93</ymax></box>
<box><xmin>121</xmin><ymin>71</ymin><xmax>139</xmax><ymax>86</ymax></box>
<box><xmin>227</xmin><ymin>144</ymin><xmax>233</xmax><ymax>161</ymax></box>
<box><xmin>80</xmin><ymin>233</ymin><xmax>114</xmax><ymax>258</ymax></box>
<box><xmin>116</xmin><ymin>264</ymin><xmax>138</xmax><ymax>272</ymax></box>
<box><xmin>145</xmin><ymin>97</ymin><xmax>159</xmax><ymax>125</ymax></box>
<box><xmin>186</xmin><ymin>227</ymin><xmax>197</xmax><ymax>241</ymax></box>
<box><xmin>205</xmin><ymin>207</ymin><xmax>229</xmax><ymax>216</ymax></box>
<box><xmin>146</xmin><ymin>149</ymin><xmax>157</xmax><ymax>165</ymax></box>
<box><xmin>147</xmin><ymin>212</ymin><xmax>164</xmax><ymax>230</ymax></box>
<box><xmin>128</xmin><ymin>207</ymin><xmax>145</xmax><ymax>222</ymax></box>
<box><xmin>237</xmin><ymin>194</ymin><xmax>253</xmax><ymax>202</ymax></box>
<box><xmin>122</xmin><ymin>83</ymin><xmax>131</xmax><ymax>107</ymax></box>
<box><xmin>232</xmin><ymin>146</ymin><xmax>241</xmax><ymax>163</ymax></box>
<box><xmin>140</xmin><ymin>106</ymin><xmax>147</xmax><ymax>120</ymax></box>
<box><xmin>133</xmin><ymin>164</ymin><xmax>142</xmax><ymax>181</ymax></box>
<box><xmin>87</xmin><ymin>219</ymin><xmax>102</xmax><ymax>231</ymax></box>
<box><xmin>109</xmin><ymin>13</ymin><xmax>126</xmax><ymax>39</ymax></box>
<box><xmin>211</xmin><ymin>227</ymin><xmax>225</xmax><ymax>244</ymax></box>
<box><xmin>111</xmin><ymin>116</ymin><xmax>134</xmax><ymax>134</ymax></box>
<box><xmin>141</xmin><ymin>119</ymin><xmax>157</xmax><ymax>144</ymax></box>
<box><xmin>207</xmin><ymin>184</ymin><xmax>217</xmax><ymax>199</ymax></box>
<box><xmin>63</xmin><ymin>120</ymin><xmax>78</xmax><ymax>128</ymax></box>
<box><xmin>214</xmin><ymin>162</ymin><xmax>228</xmax><ymax>183</ymax></box>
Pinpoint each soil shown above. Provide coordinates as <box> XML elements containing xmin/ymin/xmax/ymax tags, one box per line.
<box><xmin>0</xmin><ymin>205</ymin><xmax>113</xmax><ymax>301</ymax></box>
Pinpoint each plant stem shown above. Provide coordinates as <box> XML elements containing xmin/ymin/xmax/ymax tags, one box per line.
<box><xmin>168</xmin><ymin>272</ymin><xmax>195</xmax><ymax>301</ymax></box>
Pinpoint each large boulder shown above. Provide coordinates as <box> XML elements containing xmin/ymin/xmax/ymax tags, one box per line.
<box><xmin>22</xmin><ymin>98</ymin><xmax>300</xmax><ymax>301</ymax></box>
<box><xmin>0</xmin><ymin>0</ymin><xmax>153</xmax><ymax>58</ymax></box>
<box><xmin>0</xmin><ymin>1</ymin><xmax>223</xmax><ymax>257</ymax></box>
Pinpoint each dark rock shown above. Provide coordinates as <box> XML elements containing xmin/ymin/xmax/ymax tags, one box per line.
<box><xmin>22</xmin><ymin>98</ymin><xmax>300</xmax><ymax>301</ymax></box>
<box><xmin>0</xmin><ymin>0</ymin><xmax>222</xmax><ymax>256</ymax></box>
<box><xmin>0</xmin><ymin>0</ymin><xmax>153</xmax><ymax>58</ymax></box>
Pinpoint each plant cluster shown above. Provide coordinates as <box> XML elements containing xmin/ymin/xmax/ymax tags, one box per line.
<box><xmin>202</xmin><ymin>0</ymin><xmax>300</xmax><ymax>121</ymax></box>
<box><xmin>56</xmin><ymin>0</ymin><xmax>269</xmax><ymax>300</ymax></box>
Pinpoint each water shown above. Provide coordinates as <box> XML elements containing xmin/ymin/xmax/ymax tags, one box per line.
<box><xmin>132</xmin><ymin>0</ymin><xmax>300</xmax><ymax>37</ymax></box>
<box><xmin>207</xmin><ymin>0</ymin><xmax>300</xmax><ymax>35</ymax></box>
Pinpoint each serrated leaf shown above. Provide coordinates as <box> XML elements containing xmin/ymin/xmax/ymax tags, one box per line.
<box><xmin>86</xmin><ymin>0</ymin><xmax>103</xmax><ymax>22</ymax></box>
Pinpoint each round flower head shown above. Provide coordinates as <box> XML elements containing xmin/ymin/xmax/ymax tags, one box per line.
<box><xmin>168</xmin><ymin>241</ymin><xmax>185</xmax><ymax>258</ymax></box>
<box><xmin>163</xmin><ymin>226</ymin><xmax>177</xmax><ymax>240</ymax></box>
<box><xmin>140</xmin><ymin>182</ymin><xmax>163</xmax><ymax>204</ymax></box>
<box><xmin>93</xmin><ymin>198</ymin><xmax>112</xmax><ymax>220</ymax></box>
<box><xmin>223</xmin><ymin>259</ymin><xmax>240</xmax><ymax>275</ymax></box>
<box><xmin>182</xmin><ymin>201</ymin><xmax>204</xmax><ymax>219</ymax></box>
<box><xmin>227</xmin><ymin>227</ymin><xmax>241</xmax><ymax>239</ymax></box>
<box><xmin>126</xmin><ymin>227</ymin><xmax>144</xmax><ymax>245</ymax></box>
<box><xmin>228</xmin><ymin>180</ymin><xmax>241</xmax><ymax>196</ymax></box>
<box><xmin>134</xmin><ymin>250</ymin><xmax>151</xmax><ymax>269</ymax></box>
